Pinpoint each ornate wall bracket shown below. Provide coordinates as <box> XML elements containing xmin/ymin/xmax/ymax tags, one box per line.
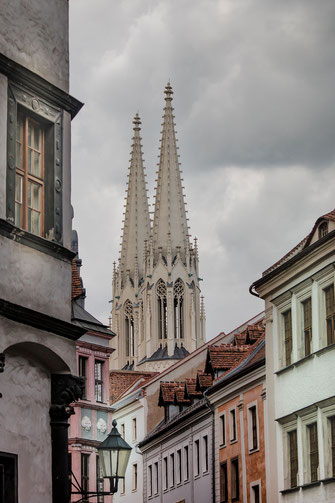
<box><xmin>50</xmin><ymin>373</ymin><xmax>84</xmax><ymax>421</ymax></box>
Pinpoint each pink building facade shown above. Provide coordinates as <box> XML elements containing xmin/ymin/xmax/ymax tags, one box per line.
<box><xmin>69</xmin><ymin>236</ymin><xmax>115</xmax><ymax>502</ymax></box>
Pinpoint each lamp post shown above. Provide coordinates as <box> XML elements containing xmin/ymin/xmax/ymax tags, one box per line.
<box><xmin>98</xmin><ymin>419</ymin><xmax>132</xmax><ymax>493</ymax></box>
<box><xmin>71</xmin><ymin>420</ymin><xmax>132</xmax><ymax>501</ymax></box>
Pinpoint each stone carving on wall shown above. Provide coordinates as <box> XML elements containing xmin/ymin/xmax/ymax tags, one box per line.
<box><xmin>97</xmin><ymin>418</ymin><xmax>107</xmax><ymax>434</ymax></box>
<box><xmin>50</xmin><ymin>374</ymin><xmax>84</xmax><ymax>421</ymax></box>
<box><xmin>81</xmin><ymin>415</ymin><xmax>92</xmax><ymax>431</ymax></box>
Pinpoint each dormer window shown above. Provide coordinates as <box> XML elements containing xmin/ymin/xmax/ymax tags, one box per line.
<box><xmin>319</xmin><ymin>221</ymin><xmax>328</xmax><ymax>239</ymax></box>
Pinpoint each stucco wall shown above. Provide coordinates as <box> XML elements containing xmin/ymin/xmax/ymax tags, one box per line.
<box><xmin>0</xmin><ymin>0</ymin><xmax>69</xmax><ymax>91</ymax></box>
<box><xmin>0</xmin><ymin>352</ymin><xmax>52</xmax><ymax>503</ymax></box>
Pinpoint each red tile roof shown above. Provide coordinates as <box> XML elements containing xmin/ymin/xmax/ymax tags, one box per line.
<box><xmin>110</xmin><ymin>370</ymin><xmax>158</xmax><ymax>404</ymax></box>
<box><xmin>206</xmin><ymin>344</ymin><xmax>250</xmax><ymax>374</ymax></box>
<box><xmin>196</xmin><ymin>371</ymin><xmax>213</xmax><ymax>391</ymax></box>
<box><xmin>263</xmin><ymin>209</ymin><xmax>335</xmax><ymax>276</ymax></box>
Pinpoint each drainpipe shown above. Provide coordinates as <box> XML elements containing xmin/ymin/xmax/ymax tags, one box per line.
<box><xmin>204</xmin><ymin>398</ymin><xmax>215</xmax><ymax>503</ymax></box>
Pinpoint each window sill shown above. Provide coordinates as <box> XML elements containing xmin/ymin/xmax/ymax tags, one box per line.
<box><xmin>276</xmin><ymin>343</ymin><xmax>335</xmax><ymax>375</ymax></box>
<box><xmin>301</xmin><ymin>480</ymin><xmax>321</xmax><ymax>490</ymax></box>
<box><xmin>248</xmin><ymin>448</ymin><xmax>259</xmax><ymax>455</ymax></box>
<box><xmin>280</xmin><ymin>486</ymin><xmax>300</xmax><ymax>495</ymax></box>
<box><xmin>281</xmin><ymin>478</ymin><xmax>335</xmax><ymax>495</ymax></box>
<box><xmin>219</xmin><ymin>443</ymin><xmax>226</xmax><ymax>448</ymax></box>
<box><xmin>0</xmin><ymin>218</ymin><xmax>74</xmax><ymax>263</ymax></box>
<box><xmin>230</xmin><ymin>439</ymin><xmax>238</xmax><ymax>445</ymax></box>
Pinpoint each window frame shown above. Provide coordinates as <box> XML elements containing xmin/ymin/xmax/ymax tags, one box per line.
<box><xmin>229</xmin><ymin>407</ymin><xmax>237</xmax><ymax>443</ymax></box>
<box><xmin>247</xmin><ymin>402</ymin><xmax>259</xmax><ymax>452</ymax></box>
<box><xmin>163</xmin><ymin>456</ymin><xmax>168</xmax><ymax>490</ymax></box>
<box><xmin>132</xmin><ymin>463</ymin><xmax>138</xmax><ymax>492</ymax></box>
<box><xmin>220</xmin><ymin>461</ymin><xmax>228</xmax><ymax>503</ymax></box>
<box><xmin>184</xmin><ymin>445</ymin><xmax>189</xmax><ymax>481</ymax></box>
<box><xmin>231</xmin><ymin>457</ymin><xmax>239</xmax><ymax>502</ymax></box>
<box><xmin>81</xmin><ymin>453</ymin><xmax>90</xmax><ymax>501</ymax></box>
<box><xmin>203</xmin><ymin>435</ymin><xmax>209</xmax><ymax>473</ymax></box>
<box><xmin>250</xmin><ymin>480</ymin><xmax>261</xmax><ymax>503</ymax></box>
<box><xmin>78</xmin><ymin>355</ymin><xmax>88</xmax><ymax>400</ymax></box>
<box><xmin>94</xmin><ymin>360</ymin><xmax>104</xmax><ymax>403</ymax></box>
<box><xmin>7</xmin><ymin>81</ymin><xmax>64</xmax><ymax>244</ymax></box>
<box><xmin>0</xmin><ymin>451</ymin><xmax>18</xmax><ymax>503</ymax></box>
<box><xmin>219</xmin><ymin>412</ymin><xmax>226</xmax><ymax>447</ymax></box>
<box><xmin>194</xmin><ymin>439</ymin><xmax>200</xmax><ymax>477</ymax></box>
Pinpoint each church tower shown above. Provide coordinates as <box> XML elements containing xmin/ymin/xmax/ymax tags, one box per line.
<box><xmin>111</xmin><ymin>85</ymin><xmax>205</xmax><ymax>371</ymax></box>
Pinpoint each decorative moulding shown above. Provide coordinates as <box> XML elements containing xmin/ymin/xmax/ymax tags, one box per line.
<box><xmin>81</xmin><ymin>416</ymin><xmax>92</xmax><ymax>432</ymax></box>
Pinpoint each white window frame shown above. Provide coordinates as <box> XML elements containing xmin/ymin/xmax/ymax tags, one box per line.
<box><xmin>250</xmin><ymin>480</ymin><xmax>262</xmax><ymax>503</ymax></box>
<box><xmin>229</xmin><ymin>407</ymin><xmax>237</xmax><ymax>443</ymax></box>
<box><xmin>176</xmin><ymin>449</ymin><xmax>182</xmax><ymax>485</ymax></box>
<box><xmin>194</xmin><ymin>437</ymin><xmax>200</xmax><ymax>477</ymax></box>
<box><xmin>301</xmin><ymin>411</ymin><xmax>319</xmax><ymax>485</ymax></box>
<box><xmin>183</xmin><ymin>444</ymin><xmax>189</xmax><ymax>481</ymax></box>
<box><xmin>154</xmin><ymin>461</ymin><xmax>159</xmax><ymax>494</ymax></box>
<box><xmin>170</xmin><ymin>452</ymin><xmax>175</xmax><ymax>488</ymax></box>
<box><xmin>321</xmin><ymin>404</ymin><xmax>335</xmax><ymax>479</ymax></box>
<box><xmin>293</xmin><ymin>279</ymin><xmax>313</xmax><ymax>360</ymax></box>
<box><xmin>281</xmin><ymin>419</ymin><xmax>299</xmax><ymax>490</ymax></box>
<box><xmin>314</xmin><ymin>265</ymin><xmax>335</xmax><ymax>350</ymax></box>
<box><xmin>163</xmin><ymin>456</ymin><xmax>168</xmax><ymax>490</ymax></box>
<box><xmin>247</xmin><ymin>401</ymin><xmax>259</xmax><ymax>453</ymax></box>
<box><xmin>148</xmin><ymin>464</ymin><xmax>153</xmax><ymax>497</ymax></box>
<box><xmin>203</xmin><ymin>434</ymin><xmax>209</xmax><ymax>473</ymax></box>
<box><xmin>132</xmin><ymin>462</ymin><xmax>138</xmax><ymax>492</ymax></box>
<box><xmin>219</xmin><ymin>411</ymin><xmax>226</xmax><ymax>447</ymax></box>
<box><xmin>272</xmin><ymin>291</ymin><xmax>293</xmax><ymax>369</ymax></box>
<box><xmin>132</xmin><ymin>417</ymin><xmax>137</xmax><ymax>442</ymax></box>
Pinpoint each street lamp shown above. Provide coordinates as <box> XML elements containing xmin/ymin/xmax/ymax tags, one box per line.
<box><xmin>98</xmin><ymin>419</ymin><xmax>132</xmax><ymax>493</ymax></box>
<box><xmin>71</xmin><ymin>420</ymin><xmax>132</xmax><ymax>501</ymax></box>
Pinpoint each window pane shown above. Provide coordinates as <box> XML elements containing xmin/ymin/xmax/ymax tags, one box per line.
<box><xmin>288</xmin><ymin>430</ymin><xmax>298</xmax><ymax>488</ymax></box>
<box><xmin>28</xmin><ymin>149</ymin><xmax>32</xmax><ymax>174</ymax></box>
<box><xmin>28</xmin><ymin>123</ymin><xmax>32</xmax><ymax>147</ymax></box>
<box><xmin>33</xmin><ymin>151</ymin><xmax>41</xmax><ymax>177</ymax></box>
<box><xmin>34</xmin><ymin>125</ymin><xmax>40</xmax><ymax>150</ymax></box>
<box><xmin>27</xmin><ymin>208</ymin><xmax>32</xmax><ymax>232</ymax></box>
<box><xmin>16</xmin><ymin>141</ymin><xmax>22</xmax><ymax>169</ymax></box>
<box><xmin>32</xmin><ymin>210</ymin><xmax>40</xmax><ymax>235</ymax></box>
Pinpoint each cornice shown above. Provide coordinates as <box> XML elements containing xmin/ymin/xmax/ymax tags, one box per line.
<box><xmin>0</xmin><ymin>52</ymin><xmax>83</xmax><ymax>118</ymax></box>
<box><xmin>0</xmin><ymin>298</ymin><xmax>86</xmax><ymax>341</ymax></box>
<box><xmin>0</xmin><ymin>219</ymin><xmax>75</xmax><ymax>263</ymax></box>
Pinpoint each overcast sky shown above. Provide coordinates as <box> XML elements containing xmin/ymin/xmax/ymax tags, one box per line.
<box><xmin>69</xmin><ymin>0</ymin><xmax>335</xmax><ymax>340</ymax></box>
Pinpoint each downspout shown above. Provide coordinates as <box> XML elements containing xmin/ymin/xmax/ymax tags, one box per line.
<box><xmin>204</xmin><ymin>398</ymin><xmax>215</xmax><ymax>503</ymax></box>
<box><xmin>249</xmin><ymin>282</ymin><xmax>260</xmax><ymax>298</ymax></box>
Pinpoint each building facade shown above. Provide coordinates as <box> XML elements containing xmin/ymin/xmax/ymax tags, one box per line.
<box><xmin>111</xmin><ymin>85</ymin><xmax>206</xmax><ymax>372</ymax></box>
<box><xmin>69</xmin><ymin>234</ymin><xmax>115</xmax><ymax>503</ymax></box>
<box><xmin>251</xmin><ymin>210</ymin><xmax>335</xmax><ymax>502</ymax></box>
<box><xmin>206</xmin><ymin>334</ymin><xmax>266</xmax><ymax>503</ymax></box>
<box><xmin>0</xmin><ymin>1</ymin><xmax>83</xmax><ymax>501</ymax></box>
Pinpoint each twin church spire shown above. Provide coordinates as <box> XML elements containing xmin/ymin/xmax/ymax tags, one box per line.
<box><xmin>111</xmin><ymin>84</ymin><xmax>205</xmax><ymax>371</ymax></box>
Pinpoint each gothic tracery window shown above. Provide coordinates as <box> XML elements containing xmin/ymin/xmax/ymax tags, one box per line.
<box><xmin>124</xmin><ymin>300</ymin><xmax>134</xmax><ymax>357</ymax></box>
<box><xmin>174</xmin><ymin>278</ymin><xmax>184</xmax><ymax>339</ymax></box>
<box><xmin>157</xmin><ymin>279</ymin><xmax>167</xmax><ymax>339</ymax></box>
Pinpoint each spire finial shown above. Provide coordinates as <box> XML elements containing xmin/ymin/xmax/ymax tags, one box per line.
<box><xmin>133</xmin><ymin>113</ymin><xmax>141</xmax><ymax>131</ymax></box>
<box><xmin>165</xmin><ymin>82</ymin><xmax>173</xmax><ymax>101</ymax></box>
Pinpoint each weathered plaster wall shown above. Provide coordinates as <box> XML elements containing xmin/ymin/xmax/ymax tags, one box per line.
<box><xmin>0</xmin><ymin>236</ymin><xmax>72</xmax><ymax>320</ymax></box>
<box><xmin>0</xmin><ymin>352</ymin><xmax>52</xmax><ymax>503</ymax></box>
<box><xmin>0</xmin><ymin>316</ymin><xmax>77</xmax><ymax>374</ymax></box>
<box><xmin>0</xmin><ymin>74</ymin><xmax>7</xmax><ymax>219</ymax></box>
<box><xmin>0</xmin><ymin>0</ymin><xmax>69</xmax><ymax>91</ymax></box>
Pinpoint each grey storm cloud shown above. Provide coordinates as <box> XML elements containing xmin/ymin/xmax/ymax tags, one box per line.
<box><xmin>69</xmin><ymin>0</ymin><xmax>335</xmax><ymax>337</ymax></box>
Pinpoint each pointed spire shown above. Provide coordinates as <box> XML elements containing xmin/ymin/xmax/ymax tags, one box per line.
<box><xmin>119</xmin><ymin>113</ymin><xmax>151</xmax><ymax>282</ymax></box>
<box><xmin>152</xmin><ymin>83</ymin><xmax>189</xmax><ymax>259</ymax></box>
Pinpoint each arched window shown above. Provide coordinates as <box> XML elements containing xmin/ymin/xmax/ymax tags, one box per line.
<box><xmin>124</xmin><ymin>300</ymin><xmax>134</xmax><ymax>357</ymax></box>
<box><xmin>157</xmin><ymin>279</ymin><xmax>167</xmax><ymax>339</ymax></box>
<box><xmin>174</xmin><ymin>279</ymin><xmax>184</xmax><ymax>339</ymax></box>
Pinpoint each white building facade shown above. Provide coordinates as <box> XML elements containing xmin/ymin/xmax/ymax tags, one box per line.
<box><xmin>251</xmin><ymin>210</ymin><xmax>335</xmax><ymax>502</ymax></box>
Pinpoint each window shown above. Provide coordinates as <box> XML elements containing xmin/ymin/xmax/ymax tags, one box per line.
<box><xmin>154</xmin><ymin>462</ymin><xmax>159</xmax><ymax>494</ymax></box>
<box><xmin>15</xmin><ymin>113</ymin><xmax>44</xmax><ymax>236</ymax></box>
<box><xmin>302</xmin><ymin>298</ymin><xmax>312</xmax><ymax>356</ymax></box>
<box><xmin>251</xmin><ymin>483</ymin><xmax>260</xmax><ymax>503</ymax></box>
<box><xmin>173</xmin><ymin>278</ymin><xmax>184</xmax><ymax>339</ymax></box>
<box><xmin>220</xmin><ymin>414</ymin><xmax>226</xmax><ymax>445</ymax></box>
<box><xmin>283</xmin><ymin>309</ymin><xmax>292</xmax><ymax>366</ymax></box>
<box><xmin>330</xmin><ymin>417</ymin><xmax>335</xmax><ymax>477</ymax></box>
<box><xmin>0</xmin><ymin>452</ymin><xmax>18</xmax><ymax>503</ymax></box>
<box><xmin>230</xmin><ymin>409</ymin><xmax>237</xmax><ymax>442</ymax></box>
<box><xmin>163</xmin><ymin>457</ymin><xmax>168</xmax><ymax>490</ymax></box>
<box><xmin>170</xmin><ymin>453</ymin><xmax>175</xmax><ymax>487</ymax></box>
<box><xmin>184</xmin><ymin>446</ymin><xmax>189</xmax><ymax>481</ymax></box>
<box><xmin>177</xmin><ymin>449</ymin><xmax>182</xmax><ymax>484</ymax></box>
<box><xmin>231</xmin><ymin>457</ymin><xmax>239</xmax><ymax>501</ymax></box>
<box><xmin>94</xmin><ymin>361</ymin><xmax>103</xmax><ymax>402</ymax></box>
<box><xmin>288</xmin><ymin>430</ymin><xmax>298</xmax><ymax>488</ymax></box>
<box><xmin>78</xmin><ymin>356</ymin><xmax>88</xmax><ymax>399</ymax></box>
<box><xmin>132</xmin><ymin>463</ymin><xmax>138</xmax><ymax>491</ymax></box>
<box><xmin>308</xmin><ymin>422</ymin><xmax>319</xmax><ymax>482</ymax></box>
<box><xmin>220</xmin><ymin>462</ymin><xmax>228</xmax><ymax>503</ymax></box>
<box><xmin>96</xmin><ymin>456</ymin><xmax>104</xmax><ymax>503</ymax></box>
<box><xmin>148</xmin><ymin>465</ymin><xmax>153</xmax><ymax>497</ymax></box>
<box><xmin>195</xmin><ymin>439</ymin><xmax>200</xmax><ymax>476</ymax></box>
<box><xmin>157</xmin><ymin>279</ymin><xmax>167</xmax><ymax>339</ymax></box>
<box><xmin>203</xmin><ymin>435</ymin><xmax>208</xmax><ymax>472</ymax></box>
<box><xmin>132</xmin><ymin>418</ymin><xmax>137</xmax><ymax>442</ymax></box>
<box><xmin>248</xmin><ymin>405</ymin><xmax>258</xmax><ymax>451</ymax></box>
<box><xmin>7</xmin><ymin>83</ymin><xmax>64</xmax><ymax>245</ymax></box>
<box><xmin>325</xmin><ymin>285</ymin><xmax>335</xmax><ymax>345</ymax></box>
<box><xmin>81</xmin><ymin>453</ymin><xmax>90</xmax><ymax>502</ymax></box>
<box><xmin>120</xmin><ymin>423</ymin><xmax>125</xmax><ymax>440</ymax></box>
<box><xmin>319</xmin><ymin>221</ymin><xmax>328</xmax><ymax>239</ymax></box>
<box><xmin>124</xmin><ymin>300</ymin><xmax>134</xmax><ymax>357</ymax></box>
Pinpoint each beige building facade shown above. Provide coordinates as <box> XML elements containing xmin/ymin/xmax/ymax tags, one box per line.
<box><xmin>111</xmin><ymin>84</ymin><xmax>205</xmax><ymax>372</ymax></box>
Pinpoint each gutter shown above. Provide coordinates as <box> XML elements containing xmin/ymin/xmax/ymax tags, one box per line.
<box><xmin>250</xmin><ymin>229</ymin><xmax>335</xmax><ymax>293</ymax></box>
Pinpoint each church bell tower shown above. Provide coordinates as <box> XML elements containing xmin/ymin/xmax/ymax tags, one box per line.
<box><xmin>111</xmin><ymin>84</ymin><xmax>206</xmax><ymax>371</ymax></box>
